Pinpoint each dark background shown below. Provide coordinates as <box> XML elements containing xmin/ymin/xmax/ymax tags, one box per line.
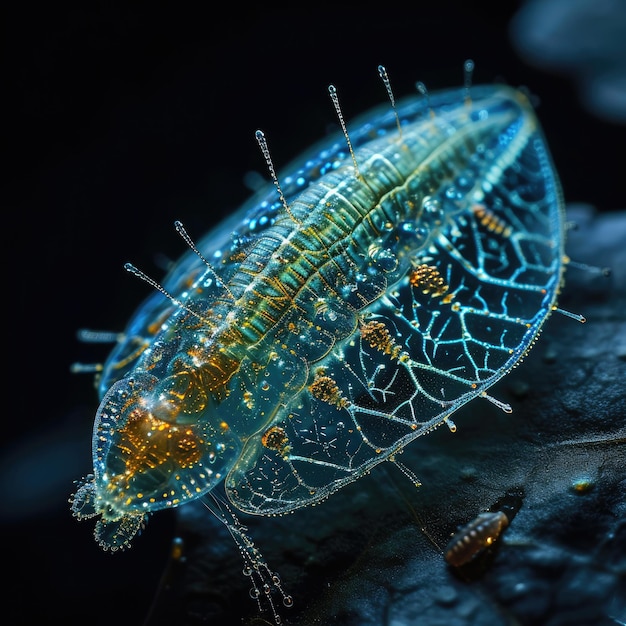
<box><xmin>3</xmin><ymin>2</ymin><xmax>624</xmax><ymax>625</ymax></box>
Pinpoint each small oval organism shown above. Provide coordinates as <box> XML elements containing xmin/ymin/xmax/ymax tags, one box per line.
<box><xmin>70</xmin><ymin>63</ymin><xmax>573</xmax><ymax>620</ymax></box>
<box><xmin>445</xmin><ymin>488</ymin><xmax>524</xmax><ymax>573</ymax></box>
<box><xmin>445</xmin><ymin>510</ymin><xmax>510</xmax><ymax>568</ymax></box>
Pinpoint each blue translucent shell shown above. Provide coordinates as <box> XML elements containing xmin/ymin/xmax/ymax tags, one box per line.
<box><xmin>71</xmin><ymin>83</ymin><xmax>565</xmax><ymax>551</ymax></box>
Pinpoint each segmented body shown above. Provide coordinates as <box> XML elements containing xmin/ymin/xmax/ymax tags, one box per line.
<box><xmin>71</xmin><ymin>78</ymin><xmax>565</xmax><ymax>560</ymax></box>
<box><xmin>444</xmin><ymin>488</ymin><xmax>524</xmax><ymax>571</ymax></box>
<box><xmin>444</xmin><ymin>511</ymin><xmax>510</xmax><ymax>568</ymax></box>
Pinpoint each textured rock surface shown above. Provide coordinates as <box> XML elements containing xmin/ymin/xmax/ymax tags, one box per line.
<box><xmin>144</xmin><ymin>205</ymin><xmax>626</xmax><ymax>626</ymax></box>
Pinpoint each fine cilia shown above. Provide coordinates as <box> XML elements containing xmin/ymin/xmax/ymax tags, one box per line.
<box><xmin>70</xmin><ymin>61</ymin><xmax>584</xmax><ymax>622</ymax></box>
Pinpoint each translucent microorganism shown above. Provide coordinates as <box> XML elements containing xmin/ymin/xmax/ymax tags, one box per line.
<box><xmin>70</xmin><ymin>62</ymin><xmax>571</xmax><ymax>622</ymax></box>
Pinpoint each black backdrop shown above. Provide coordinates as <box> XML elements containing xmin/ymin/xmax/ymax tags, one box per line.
<box><xmin>4</xmin><ymin>2</ymin><xmax>624</xmax><ymax>625</ymax></box>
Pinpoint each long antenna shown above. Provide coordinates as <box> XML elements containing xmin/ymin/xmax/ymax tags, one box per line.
<box><xmin>552</xmin><ymin>305</ymin><xmax>586</xmax><ymax>323</ymax></box>
<box><xmin>174</xmin><ymin>220</ymin><xmax>236</xmax><ymax>301</ymax></box>
<box><xmin>377</xmin><ymin>64</ymin><xmax>402</xmax><ymax>137</ymax></box>
<box><xmin>255</xmin><ymin>129</ymin><xmax>301</xmax><ymax>224</ymax></box>
<box><xmin>124</xmin><ymin>262</ymin><xmax>210</xmax><ymax>324</ymax></box>
<box><xmin>463</xmin><ymin>58</ymin><xmax>475</xmax><ymax>106</ymax></box>
<box><xmin>328</xmin><ymin>84</ymin><xmax>361</xmax><ymax>179</ymax></box>
<box><xmin>415</xmin><ymin>80</ymin><xmax>434</xmax><ymax>118</ymax></box>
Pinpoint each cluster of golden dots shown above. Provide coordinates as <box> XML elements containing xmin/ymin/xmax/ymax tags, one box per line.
<box><xmin>409</xmin><ymin>264</ymin><xmax>453</xmax><ymax>301</ymax></box>
<box><xmin>308</xmin><ymin>369</ymin><xmax>350</xmax><ymax>408</ymax></box>
<box><xmin>359</xmin><ymin>320</ymin><xmax>402</xmax><ymax>359</ymax></box>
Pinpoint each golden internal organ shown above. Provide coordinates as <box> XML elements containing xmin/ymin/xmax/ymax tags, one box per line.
<box><xmin>113</xmin><ymin>407</ymin><xmax>205</xmax><ymax>490</ymax></box>
<box><xmin>308</xmin><ymin>371</ymin><xmax>349</xmax><ymax>408</ymax></box>
<box><xmin>360</xmin><ymin>320</ymin><xmax>401</xmax><ymax>359</ymax></box>
<box><xmin>409</xmin><ymin>264</ymin><xmax>452</xmax><ymax>299</ymax></box>
<box><xmin>261</xmin><ymin>426</ymin><xmax>290</xmax><ymax>455</ymax></box>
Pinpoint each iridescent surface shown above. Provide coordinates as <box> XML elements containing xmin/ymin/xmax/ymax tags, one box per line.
<box><xmin>71</xmin><ymin>82</ymin><xmax>565</xmax><ymax>562</ymax></box>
